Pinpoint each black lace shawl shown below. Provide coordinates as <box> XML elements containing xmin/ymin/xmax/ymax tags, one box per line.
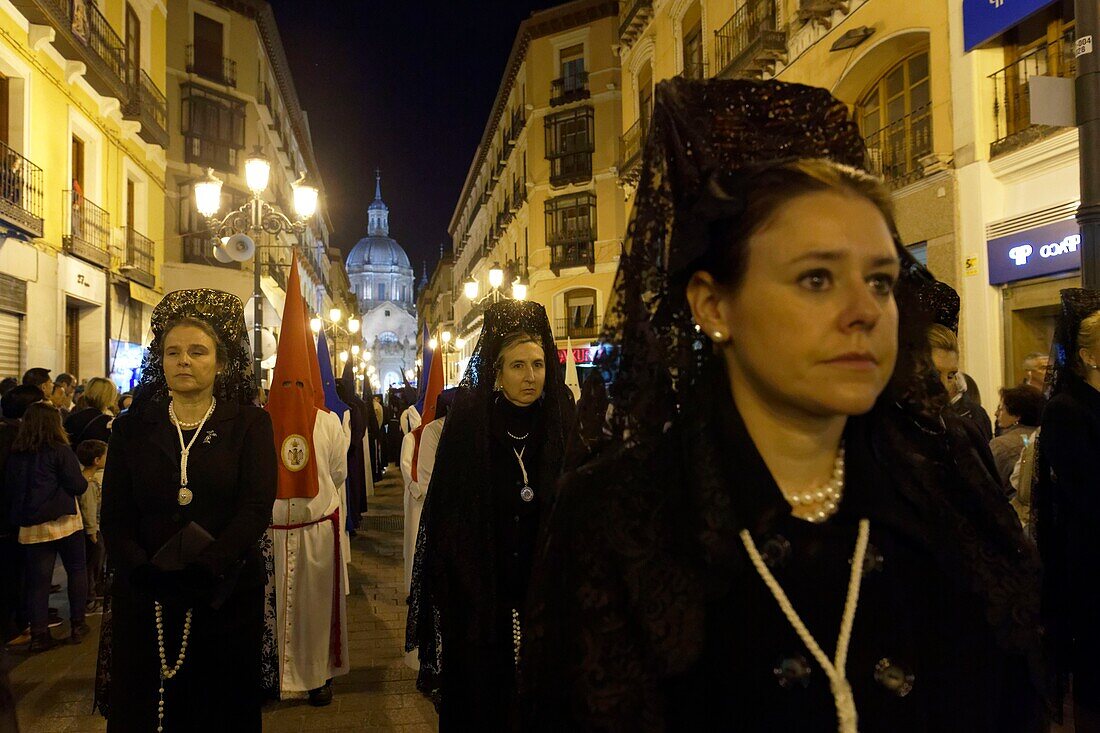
<box><xmin>405</xmin><ymin>299</ymin><xmax>576</xmax><ymax>704</ymax></box>
<box><xmin>519</xmin><ymin>77</ymin><xmax>1043</xmax><ymax>728</ymax></box>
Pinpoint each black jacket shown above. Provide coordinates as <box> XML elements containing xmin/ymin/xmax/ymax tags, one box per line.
<box><xmin>4</xmin><ymin>443</ymin><xmax>87</xmax><ymax>527</ymax></box>
<box><xmin>64</xmin><ymin>407</ymin><xmax>112</xmax><ymax>445</ymax></box>
<box><xmin>101</xmin><ymin>399</ymin><xmax>277</xmax><ymax>597</ymax></box>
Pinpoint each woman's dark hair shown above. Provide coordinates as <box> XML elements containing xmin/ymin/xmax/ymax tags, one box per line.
<box><xmin>696</xmin><ymin>159</ymin><xmax>899</xmax><ymax>291</ymax></box>
<box><xmin>493</xmin><ymin>330</ymin><xmax>544</xmax><ymax>374</ymax></box>
<box><xmin>75</xmin><ymin>438</ymin><xmax>108</xmax><ymax>468</ymax></box>
<box><xmin>12</xmin><ymin>402</ymin><xmax>69</xmax><ymax>452</ymax></box>
<box><xmin>1</xmin><ymin>384</ymin><xmax>43</xmax><ymax>419</ymax></box>
<box><xmin>999</xmin><ymin>385</ymin><xmax>1047</xmax><ymax>427</ymax></box>
<box><xmin>162</xmin><ymin>315</ymin><xmax>229</xmax><ymax>367</ymax></box>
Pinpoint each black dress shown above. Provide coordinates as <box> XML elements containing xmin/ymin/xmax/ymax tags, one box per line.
<box><xmin>521</xmin><ymin>385</ymin><xmax>1045</xmax><ymax>731</ymax></box>
<box><xmin>1038</xmin><ymin>377</ymin><xmax>1100</xmax><ymax>706</ymax></box>
<box><xmin>436</xmin><ymin>397</ymin><xmax>546</xmax><ymax>730</ymax></box>
<box><xmin>100</xmin><ymin>399</ymin><xmax>276</xmax><ymax>732</ymax></box>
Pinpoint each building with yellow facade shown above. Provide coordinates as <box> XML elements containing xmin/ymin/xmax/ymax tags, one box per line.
<box><xmin>0</xmin><ymin>0</ymin><xmax>168</xmax><ymax>388</ymax></box>
<box><xmin>162</xmin><ymin>0</ymin><xmax>353</xmax><ymax>387</ymax></box>
<box><xmin>442</xmin><ymin>0</ymin><xmax>625</xmax><ymax>384</ymax></box>
<box><xmin>615</xmin><ymin>0</ymin><xmax>1084</xmax><ymax>401</ymax></box>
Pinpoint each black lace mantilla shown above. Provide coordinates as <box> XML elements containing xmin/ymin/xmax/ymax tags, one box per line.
<box><xmin>134</xmin><ymin>288</ymin><xmax>258</xmax><ymax>408</ymax></box>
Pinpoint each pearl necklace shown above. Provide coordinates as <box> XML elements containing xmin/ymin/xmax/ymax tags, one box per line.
<box><xmin>741</xmin><ymin>518</ymin><xmax>870</xmax><ymax>733</ymax></box>
<box><xmin>784</xmin><ymin>443</ymin><xmax>845</xmax><ymax>523</ymax></box>
<box><xmin>154</xmin><ymin>602</ymin><xmax>193</xmax><ymax>732</ymax></box>
<box><xmin>168</xmin><ymin>397</ymin><xmax>217</xmax><ymax>507</ymax></box>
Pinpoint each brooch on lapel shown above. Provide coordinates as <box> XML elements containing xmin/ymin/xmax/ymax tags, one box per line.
<box><xmin>203</xmin><ymin>430</ymin><xmax>217</xmax><ymax>445</ymax></box>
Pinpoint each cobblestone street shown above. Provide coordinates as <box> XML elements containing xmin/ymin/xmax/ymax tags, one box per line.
<box><xmin>6</xmin><ymin>469</ymin><xmax>438</xmax><ymax>732</ymax></box>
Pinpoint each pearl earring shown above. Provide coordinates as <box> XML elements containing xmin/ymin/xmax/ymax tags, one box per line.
<box><xmin>711</xmin><ymin>330</ymin><xmax>725</xmax><ymax>342</ymax></box>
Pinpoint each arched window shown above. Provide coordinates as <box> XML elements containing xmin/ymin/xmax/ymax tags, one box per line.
<box><xmin>564</xmin><ymin>287</ymin><xmax>598</xmax><ymax>339</ymax></box>
<box><xmin>377</xmin><ymin>282</ymin><xmax>387</xmax><ymax>301</ymax></box>
<box><xmin>377</xmin><ymin>331</ymin><xmax>399</xmax><ymax>344</ymax></box>
<box><xmin>857</xmin><ymin>51</ymin><xmax>931</xmax><ymax>186</ymax></box>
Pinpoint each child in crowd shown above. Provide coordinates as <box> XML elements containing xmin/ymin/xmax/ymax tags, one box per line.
<box><xmin>75</xmin><ymin>439</ymin><xmax>107</xmax><ymax>610</ymax></box>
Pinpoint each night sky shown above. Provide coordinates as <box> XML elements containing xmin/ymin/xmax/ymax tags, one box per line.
<box><xmin>268</xmin><ymin>0</ymin><xmax>561</xmax><ymax>278</ymax></box>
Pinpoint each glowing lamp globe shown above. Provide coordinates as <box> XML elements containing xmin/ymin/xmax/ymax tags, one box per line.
<box><xmin>244</xmin><ymin>149</ymin><xmax>271</xmax><ymax>195</ymax></box>
<box><xmin>193</xmin><ymin>169</ymin><xmax>223</xmax><ymax>219</ymax></box>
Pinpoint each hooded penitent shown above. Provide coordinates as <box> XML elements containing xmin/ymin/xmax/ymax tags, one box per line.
<box><xmin>266</xmin><ymin>253</ymin><xmax>320</xmax><ymax>500</ymax></box>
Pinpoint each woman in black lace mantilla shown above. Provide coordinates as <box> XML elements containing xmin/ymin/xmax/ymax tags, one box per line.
<box><xmin>406</xmin><ymin>299</ymin><xmax>575</xmax><ymax>729</ymax></box>
<box><xmin>519</xmin><ymin>78</ymin><xmax>1045</xmax><ymax>732</ymax></box>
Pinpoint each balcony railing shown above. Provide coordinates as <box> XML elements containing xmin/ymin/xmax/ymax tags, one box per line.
<box><xmin>550</xmin><ymin>235</ymin><xmax>596</xmax><ymax>274</ymax></box>
<box><xmin>0</xmin><ymin>141</ymin><xmax>44</xmax><ymax>239</ymax></box>
<box><xmin>990</xmin><ymin>33</ymin><xmax>1076</xmax><ymax>157</ymax></box>
<box><xmin>122</xmin><ymin>68</ymin><xmax>168</xmax><ymax>148</ymax></box>
<box><xmin>63</xmin><ymin>191</ymin><xmax>110</xmax><ymax>268</ymax></box>
<box><xmin>9</xmin><ymin>0</ymin><xmax>128</xmax><ymax>101</ymax></box>
<box><xmin>679</xmin><ymin>59</ymin><xmax>709</xmax><ymax>80</ymax></box>
<box><xmin>121</xmin><ymin>227</ymin><xmax>155</xmax><ymax>287</ymax></box>
<box><xmin>512</xmin><ymin>181</ymin><xmax>527</xmax><ymax>209</ymax></box>
<box><xmin>186</xmin><ymin>44</ymin><xmax>237</xmax><ymax>88</ymax></box>
<box><xmin>715</xmin><ymin>0</ymin><xmax>786</xmax><ymax>80</ymax></box>
<box><xmin>509</xmin><ymin>108</ymin><xmax>526</xmax><ymax>142</ymax></box>
<box><xmin>549</xmin><ymin>150</ymin><xmax>593</xmax><ymax>187</ymax></box>
<box><xmin>864</xmin><ymin>104</ymin><xmax>933</xmax><ymax>189</ymax></box>
<box><xmin>550</xmin><ymin>71</ymin><xmax>590</xmax><ymax>107</ymax></box>
<box><xmin>183</xmin><ymin>234</ymin><xmax>239</xmax><ymax>269</ymax></box>
<box><xmin>618</xmin><ymin>118</ymin><xmax>646</xmax><ymax>185</ymax></box>
<box><xmin>554</xmin><ymin>316</ymin><xmax>600</xmax><ymax>340</ymax></box>
<box><xmin>619</xmin><ymin>0</ymin><xmax>654</xmax><ymax>48</ymax></box>
<box><xmin>184</xmin><ymin>134</ymin><xmax>240</xmax><ymax>173</ymax></box>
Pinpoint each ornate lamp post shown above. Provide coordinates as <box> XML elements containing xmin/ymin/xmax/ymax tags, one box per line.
<box><xmin>193</xmin><ymin>147</ymin><xmax>320</xmax><ymax>379</ymax></box>
<box><xmin>463</xmin><ymin>260</ymin><xmax>527</xmax><ymax>305</ymax></box>
<box><xmin>310</xmin><ymin>307</ymin><xmax>361</xmax><ymax>373</ymax></box>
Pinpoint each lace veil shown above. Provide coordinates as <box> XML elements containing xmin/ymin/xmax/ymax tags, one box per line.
<box><xmin>133</xmin><ymin>288</ymin><xmax>257</xmax><ymax>408</ymax></box>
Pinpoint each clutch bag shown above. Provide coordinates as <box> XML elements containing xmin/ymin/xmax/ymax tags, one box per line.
<box><xmin>150</xmin><ymin>521</ymin><xmax>214</xmax><ymax>572</ymax></box>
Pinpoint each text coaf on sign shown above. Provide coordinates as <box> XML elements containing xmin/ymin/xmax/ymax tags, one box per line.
<box><xmin>986</xmin><ymin>218</ymin><xmax>1081</xmax><ymax>285</ymax></box>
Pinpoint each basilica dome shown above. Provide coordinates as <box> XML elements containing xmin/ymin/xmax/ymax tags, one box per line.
<box><xmin>345</xmin><ymin>170</ymin><xmax>416</xmax><ymax>313</ymax></box>
<box><xmin>347</xmin><ymin>234</ymin><xmax>411</xmax><ymax>271</ymax></box>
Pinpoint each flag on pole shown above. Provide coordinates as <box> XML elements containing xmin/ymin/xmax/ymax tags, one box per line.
<box><xmin>416</xmin><ymin>322</ymin><xmax>434</xmax><ymax>414</ymax></box>
<box><xmin>266</xmin><ymin>251</ymin><xmax>321</xmax><ymax>500</ymax></box>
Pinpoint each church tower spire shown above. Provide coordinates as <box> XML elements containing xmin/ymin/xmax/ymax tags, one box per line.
<box><xmin>368</xmin><ymin>168</ymin><xmax>389</xmax><ymax>237</ymax></box>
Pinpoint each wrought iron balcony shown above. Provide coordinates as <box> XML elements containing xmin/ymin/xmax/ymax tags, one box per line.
<box><xmin>554</xmin><ymin>316</ymin><xmax>600</xmax><ymax>341</ymax></box>
<box><xmin>182</xmin><ymin>234</ymin><xmax>239</xmax><ymax>269</ymax></box>
<box><xmin>509</xmin><ymin>108</ymin><xmax>526</xmax><ymax>142</ymax></box>
<box><xmin>619</xmin><ymin>0</ymin><xmax>654</xmax><ymax>49</ymax></box>
<box><xmin>990</xmin><ymin>32</ymin><xmax>1076</xmax><ymax>158</ymax></box>
<box><xmin>121</xmin><ymin>227</ymin><xmax>155</xmax><ymax>287</ymax></box>
<box><xmin>549</xmin><ymin>150</ymin><xmax>593</xmax><ymax>187</ymax></box>
<box><xmin>679</xmin><ymin>59</ymin><xmax>709</xmax><ymax>80</ymax></box>
<box><xmin>9</xmin><ymin>0</ymin><xmax>128</xmax><ymax>101</ymax></box>
<box><xmin>715</xmin><ymin>0</ymin><xmax>786</xmax><ymax>80</ymax></box>
<box><xmin>186</xmin><ymin>44</ymin><xmax>237</xmax><ymax>88</ymax></box>
<box><xmin>122</xmin><ymin>68</ymin><xmax>168</xmax><ymax>148</ymax></box>
<box><xmin>864</xmin><ymin>104</ymin><xmax>932</xmax><ymax>189</ymax></box>
<box><xmin>548</xmin><ymin>228</ymin><xmax>596</xmax><ymax>274</ymax></box>
<box><xmin>512</xmin><ymin>181</ymin><xmax>527</xmax><ymax>210</ymax></box>
<box><xmin>63</xmin><ymin>191</ymin><xmax>110</xmax><ymax>268</ymax></box>
<box><xmin>617</xmin><ymin>118</ymin><xmax>646</xmax><ymax>186</ymax></box>
<box><xmin>0</xmin><ymin>141</ymin><xmax>43</xmax><ymax>239</ymax></box>
<box><xmin>550</xmin><ymin>71</ymin><xmax>590</xmax><ymax>107</ymax></box>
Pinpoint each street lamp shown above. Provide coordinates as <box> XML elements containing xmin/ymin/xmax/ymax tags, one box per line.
<box><xmin>194</xmin><ymin>158</ymin><xmax>320</xmax><ymax>378</ymax></box>
<box><xmin>488</xmin><ymin>262</ymin><xmax>504</xmax><ymax>290</ymax></box>
<box><xmin>311</xmin><ymin>308</ymin><xmax>362</xmax><ymax>374</ymax></box>
<box><xmin>435</xmin><ymin>327</ymin><xmax>464</xmax><ymax>387</ymax></box>
<box><xmin>464</xmin><ymin>260</ymin><xmax>526</xmax><ymax>305</ymax></box>
<box><xmin>464</xmin><ymin>277</ymin><xmax>479</xmax><ymax>301</ymax></box>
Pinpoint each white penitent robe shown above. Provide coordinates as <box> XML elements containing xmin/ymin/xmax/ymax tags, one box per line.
<box><xmin>403</xmin><ymin>417</ymin><xmax>444</xmax><ymax>595</ymax></box>
<box><xmin>400</xmin><ymin>405</ymin><xmax>421</xmax><ymax>435</ymax></box>
<box><xmin>270</xmin><ymin>409</ymin><xmax>350</xmax><ymax>695</ymax></box>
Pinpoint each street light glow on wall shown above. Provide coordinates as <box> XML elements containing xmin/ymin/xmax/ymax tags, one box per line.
<box><xmin>244</xmin><ymin>147</ymin><xmax>272</xmax><ymax>195</ymax></box>
<box><xmin>455</xmin><ymin>337</ymin><xmax>466</xmax><ymax>349</ymax></box>
<box><xmin>194</xmin><ymin>169</ymin><xmax>223</xmax><ymax>219</ymax></box>
<box><xmin>464</xmin><ymin>277</ymin><xmax>479</xmax><ymax>300</ymax></box>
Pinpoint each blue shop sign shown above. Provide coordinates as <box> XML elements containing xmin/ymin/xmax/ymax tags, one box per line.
<box><xmin>964</xmin><ymin>0</ymin><xmax>1060</xmax><ymax>51</ymax></box>
<box><xmin>987</xmin><ymin>218</ymin><xmax>1081</xmax><ymax>285</ymax></box>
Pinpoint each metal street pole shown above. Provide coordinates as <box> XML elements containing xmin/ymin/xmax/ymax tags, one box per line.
<box><xmin>1077</xmin><ymin>0</ymin><xmax>1100</xmax><ymax>288</ymax></box>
